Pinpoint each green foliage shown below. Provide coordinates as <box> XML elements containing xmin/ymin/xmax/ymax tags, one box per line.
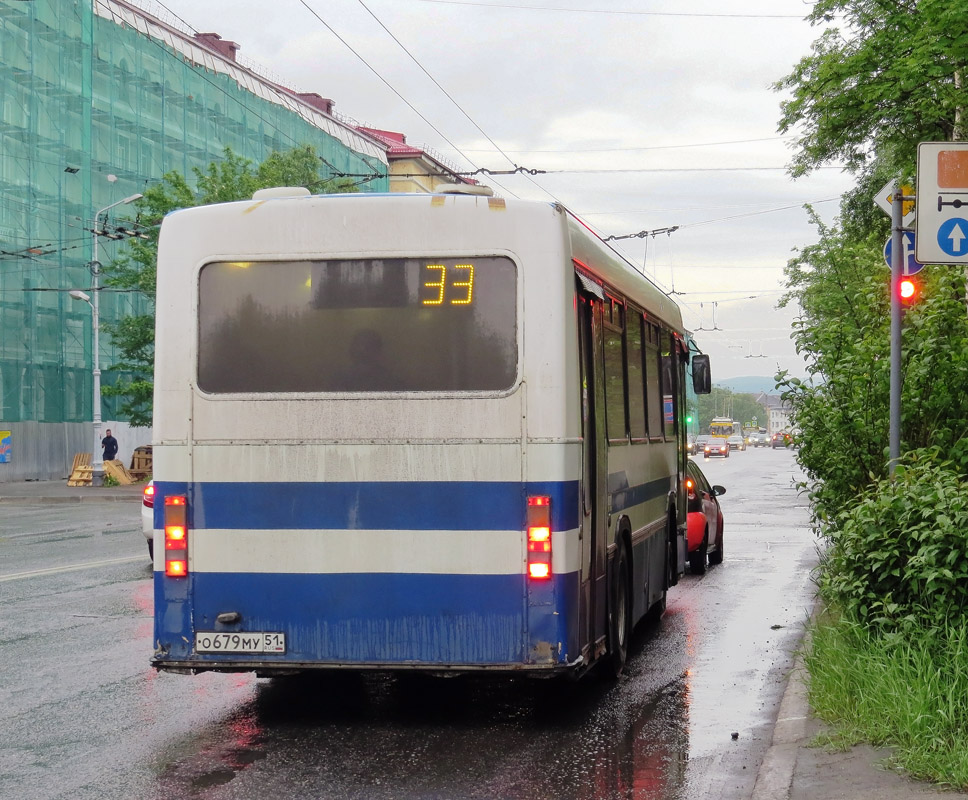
<box><xmin>777</xmin><ymin>2</ymin><xmax>968</xmax><ymax>779</ymax></box>
<box><xmin>807</xmin><ymin>614</ymin><xmax>968</xmax><ymax>789</ymax></box>
<box><xmin>777</xmin><ymin>208</ymin><xmax>968</xmax><ymax>526</ymax></box>
<box><xmin>100</xmin><ymin>145</ymin><xmax>359</xmax><ymax>425</ymax></box>
<box><xmin>775</xmin><ymin>0</ymin><xmax>968</xmax><ymax>178</ymax></box>
<box><xmin>101</xmin><ymin>474</ymin><xmax>120</xmax><ymax>487</ymax></box>
<box><xmin>819</xmin><ymin>458</ymin><xmax>968</xmax><ymax>630</ymax></box>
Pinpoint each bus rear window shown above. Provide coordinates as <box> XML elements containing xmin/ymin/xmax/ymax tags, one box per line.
<box><xmin>197</xmin><ymin>257</ymin><xmax>517</xmax><ymax>393</ymax></box>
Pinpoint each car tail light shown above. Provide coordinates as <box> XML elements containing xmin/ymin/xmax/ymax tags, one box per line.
<box><xmin>143</xmin><ymin>483</ymin><xmax>155</xmax><ymax>508</ymax></box>
<box><xmin>685</xmin><ymin>477</ymin><xmax>696</xmax><ymax>500</ymax></box>
<box><xmin>164</xmin><ymin>495</ymin><xmax>188</xmax><ymax>578</ymax></box>
<box><xmin>527</xmin><ymin>495</ymin><xmax>552</xmax><ymax>580</ymax></box>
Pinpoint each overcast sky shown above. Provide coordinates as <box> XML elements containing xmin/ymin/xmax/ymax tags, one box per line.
<box><xmin>147</xmin><ymin>0</ymin><xmax>857</xmax><ymax>385</ymax></box>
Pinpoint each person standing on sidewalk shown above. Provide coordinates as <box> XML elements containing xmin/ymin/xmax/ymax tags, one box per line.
<box><xmin>101</xmin><ymin>429</ymin><xmax>118</xmax><ymax>463</ymax></box>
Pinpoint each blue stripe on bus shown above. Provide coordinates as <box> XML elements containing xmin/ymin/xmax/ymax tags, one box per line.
<box><xmin>154</xmin><ymin>480</ymin><xmax>580</xmax><ymax>531</ymax></box>
<box><xmin>153</xmin><ymin>570</ymin><xmax>580</xmax><ymax>666</ymax></box>
<box><xmin>608</xmin><ymin>473</ymin><xmax>673</xmax><ymax>515</ymax></box>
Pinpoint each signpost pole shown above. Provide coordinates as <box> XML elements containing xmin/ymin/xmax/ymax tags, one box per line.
<box><xmin>889</xmin><ymin>186</ymin><xmax>903</xmax><ymax>476</ymax></box>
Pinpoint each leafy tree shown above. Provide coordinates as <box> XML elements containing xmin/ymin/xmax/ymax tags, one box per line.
<box><xmin>100</xmin><ymin>146</ymin><xmax>358</xmax><ymax>426</ymax></box>
<box><xmin>775</xmin><ymin>0</ymin><xmax>968</xmax><ymax>179</ymax></box>
<box><xmin>777</xmin><ymin>208</ymin><xmax>968</xmax><ymax>527</ymax></box>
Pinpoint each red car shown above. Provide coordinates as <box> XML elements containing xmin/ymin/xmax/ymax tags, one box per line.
<box><xmin>685</xmin><ymin>460</ymin><xmax>725</xmax><ymax>574</ymax></box>
<box><xmin>703</xmin><ymin>439</ymin><xmax>730</xmax><ymax>458</ymax></box>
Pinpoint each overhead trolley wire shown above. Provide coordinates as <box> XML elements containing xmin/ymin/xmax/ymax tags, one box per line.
<box><xmin>414</xmin><ymin>1</ymin><xmax>808</xmax><ymax>18</ymax></box>
<box><xmin>297</xmin><ymin>0</ymin><xmax>498</xmax><ymax>189</ymax></box>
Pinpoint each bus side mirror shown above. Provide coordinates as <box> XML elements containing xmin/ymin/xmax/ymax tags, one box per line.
<box><xmin>692</xmin><ymin>354</ymin><xmax>711</xmax><ymax>394</ymax></box>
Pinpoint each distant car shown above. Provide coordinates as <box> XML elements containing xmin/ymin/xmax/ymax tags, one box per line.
<box><xmin>693</xmin><ymin>435</ymin><xmax>711</xmax><ymax>455</ymax></box>
<box><xmin>704</xmin><ymin>439</ymin><xmax>729</xmax><ymax>458</ymax></box>
<box><xmin>772</xmin><ymin>432</ymin><xmax>792</xmax><ymax>449</ymax></box>
<box><xmin>748</xmin><ymin>432</ymin><xmax>767</xmax><ymax>447</ymax></box>
<box><xmin>142</xmin><ymin>481</ymin><xmax>155</xmax><ymax>560</ymax></box>
<box><xmin>685</xmin><ymin>460</ymin><xmax>725</xmax><ymax>574</ymax></box>
<box><xmin>727</xmin><ymin>434</ymin><xmax>746</xmax><ymax>451</ymax></box>
<box><xmin>686</xmin><ymin>435</ymin><xmax>697</xmax><ymax>456</ymax></box>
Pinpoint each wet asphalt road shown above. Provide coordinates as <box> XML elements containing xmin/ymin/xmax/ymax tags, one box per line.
<box><xmin>0</xmin><ymin>447</ymin><xmax>815</xmax><ymax>800</ymax></box>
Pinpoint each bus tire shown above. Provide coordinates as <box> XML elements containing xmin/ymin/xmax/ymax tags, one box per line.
<box><xmin>689</xmin><ymin>530</ymin><xmax>708</xmax><ymax>575</ymax></box>
<box><xmin>666</xmin><ymin>512</ymin><xmax>679</xmax><ymax>589</ymax></box>
<box><xmin>606</xmin><ymin>541</ymin><xmax>631</xmax><ymax>678</ymax></box>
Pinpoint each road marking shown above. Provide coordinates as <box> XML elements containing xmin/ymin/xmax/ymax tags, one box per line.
<box><xmin>1</xmin><ymin>555</ymin><xmax>146</xmax><ymax>582</ymax></box>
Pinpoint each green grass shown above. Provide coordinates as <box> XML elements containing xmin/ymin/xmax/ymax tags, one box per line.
<box><xmin>806</xmin><ymin>613</ymin><xmax>968</xmax><ymax>790</ymax></box>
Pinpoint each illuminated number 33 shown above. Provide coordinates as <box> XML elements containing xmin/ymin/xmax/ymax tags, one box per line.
<box><xmin>422</xmin><ymin>264</ymin><xmax>475</xmax><ymax>305</ymax></box>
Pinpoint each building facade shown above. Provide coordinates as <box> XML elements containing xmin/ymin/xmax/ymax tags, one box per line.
<box><xmin>0</xmin><ymin>0</ymin><xmax>389</xmax><ymax>479</ymax></box>
<box><xmin>357</xmin><ymin>128</ymin><xmax>472</xmax><ymax>193</ymax></box>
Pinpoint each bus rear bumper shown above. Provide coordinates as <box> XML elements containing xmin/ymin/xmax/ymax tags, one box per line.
<box><xmin>151</xmin><ymin>655</ymin><xmax>586</xmax><ymax>679</ymax></box>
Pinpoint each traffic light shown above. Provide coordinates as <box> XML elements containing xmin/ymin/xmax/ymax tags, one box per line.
<box><xmin>899</xmin><ymin>276</ymin><xmax>918</xmax><ymax>304</ymax></box>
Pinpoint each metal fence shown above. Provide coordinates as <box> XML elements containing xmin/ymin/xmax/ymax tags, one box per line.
<box><xmin>0</xmin><ymin>421</ymin><xmax>151</xmax><ymax>482</ymax></box>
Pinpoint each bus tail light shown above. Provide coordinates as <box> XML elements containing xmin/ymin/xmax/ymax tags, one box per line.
<box><xmin>164</xmin><ymin>495</ymin><xmax>188</xmax><ymax>578</ymax></box>
<box><xmin>527</xmin><ymin>495</ymin><xmax>552</xmax><ymax>580</ymax></box>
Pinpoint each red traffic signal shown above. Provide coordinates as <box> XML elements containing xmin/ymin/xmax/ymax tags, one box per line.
<box><xmin>899</xmin><ymin>277</ymin><xmax>918</xmax><ymax>303</ymax></box>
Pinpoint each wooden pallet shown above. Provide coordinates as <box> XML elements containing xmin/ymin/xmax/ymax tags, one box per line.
<box><xmin>70</xmin><ymin>452</ymin><xmax>92</xmax><ymax>473</ymax></box>
<box><xmin>103</xmin><ymin>459</ymin><xmax>136</xmax><ymax>485</ymax></box>
<box><xmin>67</xmin><ymin>465</ymin><xmax>93</xmax><ymax>486</ymax></box>
<box><xmin>129</xmin><ymin>446</ymin><xmax>152</xmax><ymax>479</ymax></box>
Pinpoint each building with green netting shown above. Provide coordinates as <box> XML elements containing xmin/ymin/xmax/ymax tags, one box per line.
<box><xmin>0</xmin><ymin>0</ymin><xmax>389</xmax><ymax>480</ymax></box>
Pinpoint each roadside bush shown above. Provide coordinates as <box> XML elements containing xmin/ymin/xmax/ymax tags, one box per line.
<box><xmin>818</xmin><ymin>456</ymin><xmax>968</xmax><ymax>630</ymax></box>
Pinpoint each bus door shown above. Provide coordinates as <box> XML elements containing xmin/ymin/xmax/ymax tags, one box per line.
<box><xmin>577</xmin><ymin>275</ymin><xmax>609</xmax><ymax>661</ymax></box>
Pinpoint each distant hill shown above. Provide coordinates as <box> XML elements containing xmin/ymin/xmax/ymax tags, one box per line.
<box><xmin>714</xmin><ymin>376</ymin><xmax>779</xmax><ymax>396</ymax></box>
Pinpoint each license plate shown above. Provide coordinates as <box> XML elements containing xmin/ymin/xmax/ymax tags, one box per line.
<box><xmin>195</xmin><ymin>631</ymin><xmax>286</xmax><ymax>654</ymax></box>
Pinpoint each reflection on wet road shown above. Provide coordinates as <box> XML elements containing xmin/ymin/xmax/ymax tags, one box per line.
<box><xmin>1</xmin><ymin>450</ymin><xmax>814</xmax><ymax>800</ymax></box>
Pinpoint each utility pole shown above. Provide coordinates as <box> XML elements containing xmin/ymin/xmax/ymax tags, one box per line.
<box><xmin>888</xmin><ymin>184</ymin><xmax>911</xmax><ymax>477</ymax></box>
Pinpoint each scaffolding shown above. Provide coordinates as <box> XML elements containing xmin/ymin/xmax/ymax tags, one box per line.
<box><xmin>0</xmin><ymin>0</ymin><xmax>389</xmax><ymax>432</ymax></box>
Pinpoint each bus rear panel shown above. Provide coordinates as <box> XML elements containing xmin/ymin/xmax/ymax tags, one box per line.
<box><xmin>150</xmin><ymin>190</ymin><xmax>692</xmax><ymax>678</ymax></box>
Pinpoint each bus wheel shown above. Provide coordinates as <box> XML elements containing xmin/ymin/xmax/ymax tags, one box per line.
<box><xmin>666</xmin><ymin>514</ymin><xmax>679</xmax><ymax>589</ymax></box>
<box><xmin>689</xmin><ymin>530</ymin><xmax>708</xmax><ymax>575</ymax></box>
<box><xmin>607</xmin><ymin>542</ymin><xmax>631</xmax><ymax>678</ymax></box>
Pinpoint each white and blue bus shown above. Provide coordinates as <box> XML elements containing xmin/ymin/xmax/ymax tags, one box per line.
<box><xmin>150</xmin><ymin>186</ymin><xmax>711</xmax><ymax>679</ymax></box>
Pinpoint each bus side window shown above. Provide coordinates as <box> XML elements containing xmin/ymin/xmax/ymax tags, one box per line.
<box><xmin>660</xmin><ymin>331</ymin><xmax>676</xmax><ymax>440</ymax></box>
<box><xmin>626</xmin><ymin>310</ymin><xmax>647</xmax><ymax>441</ymax></box>
<box><xmin>645</xmin><ymin>323</ymin><xmax>663</xmax><ymax>438</ymax></box>
<box><xmin>603</xmin><ymin>297</ymin><xmax>627</xmax><ymax>442</ymax></box>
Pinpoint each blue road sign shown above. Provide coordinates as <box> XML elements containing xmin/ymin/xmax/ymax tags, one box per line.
<box><xmin>883</xmin><ymin>231</ymin><xmax>924</xmax><ymax>275</ymax></box>
<box><xmin>937</xmin><ymin>218</ymin><xmax>968</xmax><ymax>258</ymax></box>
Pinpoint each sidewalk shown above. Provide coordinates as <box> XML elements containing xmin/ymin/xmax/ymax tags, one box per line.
<box><xmin>0</xmin><ymin>478</ymin><xmax>144</xmax><ymax>503</ymax></box>
<box><xmin>753</xmin><ymin>629</ymin><xmax>968</xmax><ymax>800</ymax></box>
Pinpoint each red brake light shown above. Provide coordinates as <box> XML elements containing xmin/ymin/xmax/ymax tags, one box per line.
<box><xmin>143</xmin><ymin>483</ymin><xmax>155</xmax><ymax>508</ymax></box>
<box><xmin>528</xmin><ymin>563</ymin><xmax>551</xmax><ymax>580</ymax></box>
<box><xmin>166</xmin><ymin>560</ymin><xmax>187</xmax><ymax>577</ymax></box>
<box><xmin>526</xmin><ymin>496</ymin><xmax>552</xmax><ymax>580</ymax></box>
<box><xmin>164</xmin><ymin>495</ymin><xmax>189</xmax><ymax>578</ymax></box>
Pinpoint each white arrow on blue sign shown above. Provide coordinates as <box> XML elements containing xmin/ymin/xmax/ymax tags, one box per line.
<box><xmin>883</xmin><ymin>231</ymin><xmax>924</xmax><ymax>275</ymax></box>
<box><xmin>936</xmin><ymin>218</ymin><xmax>968</xmax><ymax>258</ymax></box>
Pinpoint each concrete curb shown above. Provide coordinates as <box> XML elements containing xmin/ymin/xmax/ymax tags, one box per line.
<box><xmin>751</xmin><ymin>627</ymin><xmax>812</xmax><ymax>799</ymax></box>
<box><xmin>0</xmin><ymin>494</ymin><xmax>142</xmax><ymax>504</ymax></box>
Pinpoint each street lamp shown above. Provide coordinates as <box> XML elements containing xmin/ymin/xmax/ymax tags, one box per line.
<box><xmin>74</xmin><ymin>192</ymin><xmax>143</xmax><ymax>486</ymax></box>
